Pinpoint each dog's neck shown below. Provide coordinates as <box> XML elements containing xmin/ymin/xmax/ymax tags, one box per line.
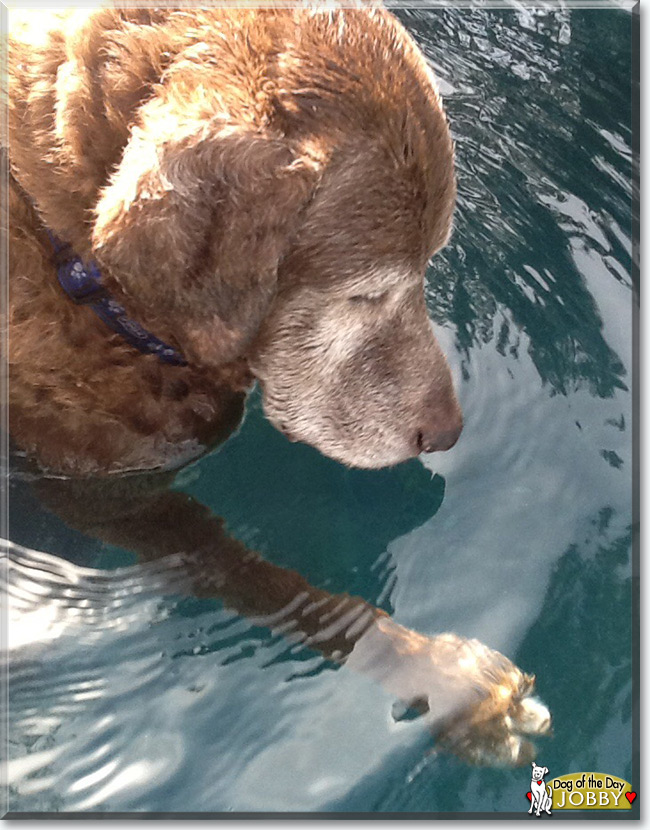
<box><xmin>7</xmin><ymin>164</ymin><xmax>187</xmax><ymax>367</ymax></box>
<box><xmin>49</xmin><ymin>228</ymin><xmax>188</xmax><ymax>367</ymax></box>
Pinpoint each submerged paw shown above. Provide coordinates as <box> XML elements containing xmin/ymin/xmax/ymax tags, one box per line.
<box><xmin>433</xmin><ymin>673</ymin><xmax>552</xmax><ymax>767</ymax></box>
<box><xmin>507</xmin><ymin>695</ymin><xmax>553</xmax><ymax>737</ymax></box>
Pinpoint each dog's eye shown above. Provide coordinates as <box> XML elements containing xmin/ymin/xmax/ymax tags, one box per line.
<box><xmin>348</xmin><ymin>291</ymin><xmax>388</xmax><ymax>305</ymax></box>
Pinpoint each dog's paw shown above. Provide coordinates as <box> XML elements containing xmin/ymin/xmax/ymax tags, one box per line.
<box><xmin>425</xmin><ymin>636</ymin><xmax>552</xmax><ymax>766</ymax></box>
<box><xmin>347</xmin><ymin>617</ymin><xmax>551</xmax><ymax>767</ymax></box>
<box><xmin>434</xmin><ymin>687</ymin><xmax>552</xmax><ymax>767</ymax></box>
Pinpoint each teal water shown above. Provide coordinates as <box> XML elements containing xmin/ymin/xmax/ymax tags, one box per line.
<box><xmin>6</xmin><ymin>6</ymin><xmax>636</xmax><ymax>815</ymax></box>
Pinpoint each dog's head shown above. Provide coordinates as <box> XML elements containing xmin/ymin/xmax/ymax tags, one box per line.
<box><xmin>531</xmin><ymin>762</ymin><xmax>549</xmax><ymax>782</ymax></box>
<box><xmin>249</xmin><ymin>135</ymin><xmax>461</xmax><ymax>468</ymax></box>
<box><xmin>92</xmin><ymin>9</ymin><xmax>461</xmax><ymax>469</ymax></box>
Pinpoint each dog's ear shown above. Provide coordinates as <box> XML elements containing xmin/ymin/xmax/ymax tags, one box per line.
<box><xmin>543</xmin><ymin>767</ymin><xmax>549</xmax><ymax>775</ymax></box>
<box><xmin>92</xmin><ymin>101</ymin><xmax>319</xmax><ymax>366</ymax></box>
<box><xmin>532</xmin><ymin>761</ymin><xmax>536</xmax><ymax>768</ymax></box>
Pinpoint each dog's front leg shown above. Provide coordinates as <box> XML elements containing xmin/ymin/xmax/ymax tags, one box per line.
<box><xmin>34</xmin><ymin>474</ymin><xmax>551</xmax><ymax>766</ymax></box>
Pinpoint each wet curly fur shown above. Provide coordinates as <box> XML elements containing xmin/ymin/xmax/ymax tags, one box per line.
<box><xmin>8</xmin><ymin>6</ymin><xmax>461</xmax><ymax>474</ymax></box>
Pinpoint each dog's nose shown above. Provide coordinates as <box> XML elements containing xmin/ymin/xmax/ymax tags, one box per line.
<box><xmin>415</xmin><ymin>416</ymin><xmax>463</xmax><ymax>454</ymax></box>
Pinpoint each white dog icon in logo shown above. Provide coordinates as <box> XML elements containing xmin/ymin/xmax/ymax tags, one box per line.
<box><xmin>528</xmin><ymin>762</ymin><xmax>553</xmax><ymax>816</ymax></box>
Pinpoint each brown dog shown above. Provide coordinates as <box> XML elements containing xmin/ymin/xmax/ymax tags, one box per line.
<box><xmin>9</xmin><ymin>6</ymin><xmax>461</xmax><ymax>474</ymax></box>
<box><xmin>7</xmin><ymin>7</ymin><xmax>549</xmax><ymax>766</ymax></box>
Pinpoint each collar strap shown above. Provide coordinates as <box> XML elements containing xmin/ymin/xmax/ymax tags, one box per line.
<box><xmin>49</xmin><ymin>231</ymin><xmax>187</xmax><ymax>367</ymax></box>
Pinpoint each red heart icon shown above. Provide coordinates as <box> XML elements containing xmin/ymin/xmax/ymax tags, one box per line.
<box><xmin>526</xmin><ymin>792</ymin><xmax>532</xmax><ymax>801</ymax></box>
<box><xmin>626</xmin><ymin>792</ymin><xmax>637</xmax><ymax>804</ymax></box>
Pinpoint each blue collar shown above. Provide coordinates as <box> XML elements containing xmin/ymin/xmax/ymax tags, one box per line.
<box><xmin>50</xmin><ymin>231</ymin><xmax>187</xmax><ymax>366</ymax></box>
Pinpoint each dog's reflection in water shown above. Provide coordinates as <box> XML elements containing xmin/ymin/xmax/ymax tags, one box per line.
<box><xmin>33</xmin><ymin>465</ymin><xmax>551</xmax><ymax>768</ymax></box>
